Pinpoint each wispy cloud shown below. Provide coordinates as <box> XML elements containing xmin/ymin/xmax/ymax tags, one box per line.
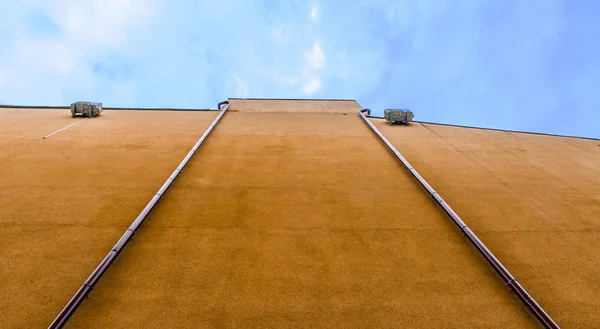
<box><xmin>0</xmin><ymin>1</ymin><xmax>598</xmax><ymax>138</ymax></box>
<box><xmin>301</xmin><ymin>77</ymin><xmax>322</xmax><ymax>95</ymax></box>
<box><xmin>299</xmin><ymin>40</ymin><xmax>326</xmax><ymax>95</ymax></box>
<box><xmin>272</xmin><ymin>24</ymin><xmax>290</xmax><ymax>43</ymax></box>
<box><xmin>0</xmin><ymin>0</ymin><xmax>158</xmax><ymax>106</ymax></box>
<box><xmin>234</xmin><ymin>75</ymin><xmax>249</xmax><ymax>98</ymax></box>
<box><xmin>305</xmin><ymin>41</ymin><xmax>326</xmax><ymax>69</ymax></box>
<box><xmin>310</xmin><ymin>4</ymin><xmax>319</xmax><ymax>21</ymax></box>
<box><xmin>283</xmin><ymin>77</ymin><xmax>298</xmax><ymax>85</ymax></box>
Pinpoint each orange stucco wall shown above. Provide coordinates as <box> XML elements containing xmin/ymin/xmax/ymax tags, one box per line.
<box><xmin>1</xmin><ymin>101</ymin><xmax>597</xmax><ymax>328</ymax></box>
<box><xmin>376</xmin><ymin>119</ymin><xmax>600</xmax><ymax>328</ymax></box>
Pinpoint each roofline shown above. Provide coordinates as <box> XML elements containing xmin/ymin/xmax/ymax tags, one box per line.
<box><xmin>104</xmin><ymin>107</ymin><xmax>212</xmax><ymax>111</ymax></box>
<box><xmin>2</xmin><ymin>104</ymin><xmax>596</xmax><ymax>141</ymax></box>
<box><xmin>0</xmin><ymin>104</ymin><xmax>213</xmax><ymax>111</ymax></box>
<box><xmin>368</xmin><ymin>116</ymin><xmax>599</xmax><ymax>141</ymax></box>
<box><xmin>0</xmin><ymin>105</ymin><xmax>67</xmax><ymax>109</ymax></box>
<box><xmin>228</xmin><ymin>97</ymin><xmax>358</xmax><ymax>102</ymax></box>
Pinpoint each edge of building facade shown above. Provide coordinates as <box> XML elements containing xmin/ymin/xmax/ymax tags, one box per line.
<box><xmin>1</xmin><ymin>99</ymin><xmax>597</xmax><ymax>141</ymax></box>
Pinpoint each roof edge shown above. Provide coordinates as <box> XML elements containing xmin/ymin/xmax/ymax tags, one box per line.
<box><xmin>3</xmin><ymin>103</ymin><xmax>595</xmax><ymax>140</ymax></box>
<box><xmin>0</xmin><ymin>104</ymin><xmax>213</xmax><ymax>111</ymax></box>
<box><xmin>368</xmin><ymin>117</ymin><xmax>599</xmax><ymax>141</ymax></box>
<box><xmin>0</xmin><ymin>105</ymin><xmax>67</xmax><ymax>109</ymax></box>
<box><xmin>104</xmin><ymin>107</ymin><xmax>212</xmax><ymax>111</ymax></box>
<box><xmin>228</xmin><ymin>97</ymin><xmax>357</xmax><ymax>102</ymax></box>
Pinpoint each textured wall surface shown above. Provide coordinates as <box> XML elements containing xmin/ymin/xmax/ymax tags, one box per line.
<box><xmin>228</xmin><ymin>98</ymin><xmax>360</xmax><ymax>114</ymax></box>
<box><xmin>0</xmin><ymin>108</ymin><xmax>218</xmax><ymax>328</ymax></box>
<box><xmin>376</xmin><ymin>119</ymin><xmax>600</xmax><ymax>328</ymax></box>
<box><xmin>64</xmin><ymin>111</ymin><xmax>537</xmax><ymax>328</ymax></box>
<box><xmin>1</xmin><ymin>102</ymin><xmax>597</xmax><ymax>328</ymax></box>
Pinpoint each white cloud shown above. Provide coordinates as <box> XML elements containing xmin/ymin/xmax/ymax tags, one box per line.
<box><xmin>26</xmin><ymin>0</ymin><xmax>157</xmax><ymax>50</ymax></box>
<box><xmin>305</xmin><ymin>41</ymin><xmax>326</xmax><ymax>69</ymax></box>
<box><xmin>272</xmin><ymin>24</ymin><xmax>290</xmax><ymax>42</ymax></box>
<box><xmin>310</xmin><ymin>4</ymin><xmax>319</xmax><ymax>21</ymax></box>
<box><xmin>0</xmin><ymin>0</ymin><xmax>158</xmax><ymax>105</ymax></box>
<box><xmin>284</xmin><ymin>77</ymin><xmax>298</xmax><ymax>85</ymax></box>
<box><xmin>234</xmin><ymin>75</ymin><xmax>249</xmax><ymax>97</ymax></box>
<box><xmin>298</xmin><ymin>40</ymin><xmax>326</xmax><ymax>95</ymax></box>
<box><xmin>301</xmin><ymin>77</ymin><xmax>322</xmax><ymax>95</ymax></box>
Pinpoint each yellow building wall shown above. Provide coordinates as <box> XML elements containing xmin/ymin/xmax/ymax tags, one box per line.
<box><xmin>0</xmin><ymin>108</ymin><xmax>219</xmax><ymax>328</ymax></box>
<box><xmin>1</xmin><ymin>101</ymin><xmax>597</xmax><ymax>328</ymax></box>
<box><xmin>377</xmin><ymin>119</ymin><xmax>600</xmax><ymax>328</ymax></box>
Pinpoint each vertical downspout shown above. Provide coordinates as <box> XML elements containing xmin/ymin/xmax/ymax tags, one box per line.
<box><xmin>357</xmin><ymin>110</ymin><xmax>560</xmax><ymax>329</ymax></box>
<box><xmin>47</xmin><ymin>101</ymin><xmax>231</xmax><ymax>329</ymax></box>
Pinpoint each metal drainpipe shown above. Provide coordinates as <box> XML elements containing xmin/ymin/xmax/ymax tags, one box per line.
<box><xmin>357</xmin><ymin>110</ymin><xmax>560</xmax><ymax>329</ymax></box>
<box><xmin>47</xmin><ymin>101</ymin><xmax>231</xmax><ymax>329</ymax></box>
<box><xmin>218</xmin><ymin>100</ymin><xmax>229</xmax><ymax>109</ymax></box>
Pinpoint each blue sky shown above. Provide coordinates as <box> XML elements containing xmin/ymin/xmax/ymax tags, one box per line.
<box><xmin>0</xmin><ymin>0</ymin><xmax>598</xmax><ymax>138</ymax></box>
